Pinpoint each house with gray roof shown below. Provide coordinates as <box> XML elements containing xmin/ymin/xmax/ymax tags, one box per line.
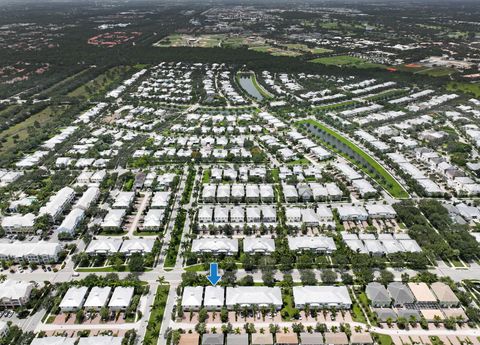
<box><xmin>202</xmin><ymin>334</ymin><xmax>224</xmax><ymax>345</ymax></box>
<box><xmin>226</xmin><ymin>334</ymin><xmax>248</xmax><ymax>345</ymax></box>
<box><xmin>300</xmin><ymin>333</ymin><xmax>324</xmax><ymax>345</ymax></box>
<box><xmin>365</xmin><ymin>283</ymin><xmax>391</xmax><ymax>307</ymax></box>
<box><xmin>374</xmin><ymin>308</ymin><xmax>397</xmax><ymax>322</ymax></box>
<box><xmin>387</xmin><ymin>282</ymin><xmax>415</xmax><ymax>306</ymax></box>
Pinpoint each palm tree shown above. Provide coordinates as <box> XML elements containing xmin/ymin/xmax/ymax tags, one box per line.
<box><xmin>234</xmin><ymin>304</ymin><xmax>240</xmax><ymax>321</ymax></box>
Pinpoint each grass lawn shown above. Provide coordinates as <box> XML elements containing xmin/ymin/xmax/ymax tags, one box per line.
<box><xmin>144</xmin><ymin>285</ymin><xmax>170</xmax><ymax>345</ymax></box>
<box><xmin>202</xmin><ymin>168</ymin><xmax>210</xmax><ymax>183</ymax></box>
<box><xmin>374</xmin><ymin>334</ymin><xmax>393</xmax><ymax>345</ymax></box>
<box><xmin>184</xmin><ymin>264</ymin><xmax>207</xmax><ymax>272</ymax></box>
<box><xmin>287</xmin><ymin>158</ymin><xmax>311</xmax><ymax>166</ymax></box>
<box><xmin>251</xmin><ymin>72</ymin><xmax>273</xmax><ymax>98</ymax></box>
<box><xmin>447</xmin><ymin>82</ymin><xmax>480</xmax><ymax>98</ymax></box>
<box><xmin>298</xmin><ymin>119</ymin><xmax>409</xmax><ymax>198</ymax></box>
<box><xmin>352</xmin><ymin>303</ymin><xmax>367</xmax><ymax>324</ymax></box>
<box><xmin>312</xmin><ymin>100</ymin><xmax>357</xmax><ymax>112</ymax></box>
<box><xmin>417</xmin><ymin>67</ymin><xmax>456</xmax><ymax>77</ymax></box>
<box><xmin>76</xmin><ymin>266</ymin><xmax>153</xmax><ymax>273</ymax></box>
<box><xmin>67</xmin><ymin>66</ymin><xmax>133</xmax><ymax>98</ymax></box>
<box><xmin>310</xmin><ymin>55</ymin><xmax>387</xmax><ymax>69</ymax></box>
<box><xmin>281</xmin><ymin>292</ymin><xmax>297</xmax><ymax>321</ymax></box>
<box><xmin>0</xmin><ymin>105</ymin><xmax>69</xmax><ymax>154</ymax></box>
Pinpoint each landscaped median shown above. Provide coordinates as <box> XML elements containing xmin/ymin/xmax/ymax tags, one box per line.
<box><xmin>297</xmin><ymin>119</ymin><xmax>409</xmax><ymax>198</ymax></box>
<box><xmin>144</xmin><ymin>284</ymin><xmax>170</xmax><ymax>345</ymax></box>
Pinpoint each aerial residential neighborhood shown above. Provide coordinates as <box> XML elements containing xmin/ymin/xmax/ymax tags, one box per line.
<box><xmin>1</xmin><ymin>1</ymin><xmax>480</xmax><ymax>345</ymax></box>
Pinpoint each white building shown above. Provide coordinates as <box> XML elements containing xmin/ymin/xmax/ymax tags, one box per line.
<box><xmin>365</xmin><ymin>204</ymin><xmax>397</xmax><ymax>219</ymax></box>
<box><xmin>77</xmin><ymin>336</ymin><xmax>123</xmax><ymax>345</ymax></box>
<box><xmin>293</xmin><ymin>286</ymin><xmax>352</xmax><ymax>309</ymax></box>
<box><xmin>75</xmin><ymin>187</ymin><xmax>100</xmax><ymax>211</ymax></box>
<box><xmin>287</xmin><ymin>236</ymin><xmax>336</xmax><ymax>253</ymax></box>
<box><xmin>0</xmin><ymin>241</ymin><xmax>62</xmax><ymax>263</ymax></box>
<box><xmin>58</xmin><ymin>208</ymin><xmax>85</xmax><ymax>235</ymax></box>
<box><xmin>243</xmin><ymin>238</ymin><xmax>276</xmax><ymax>254</ymax></box>
<box><xmin>85</xmin><ymin>239</ymin><xmax>122</xmax><ymax>255</ymax></box>
<box><xmin>101</xmin><ymin>209</ymin><xmax>126</xmax><ymax>230</ymax></box>
<box><xmin>119</xmin><ymin>239</ymin><xmax>155</xmax><ymax>255</ymax></box>
<box><xmin>112</xmin><ymin>192</ymin><xmax>135</xmax><ymax>209</ymax></box>
<box><xmin>84</xmin><ymin>287</ymin><xmax>112</xmax><ymax>311</ymax></box>
<box><xmin>191</xmin><ymin>238</ymin><xmax>238</xmax><ymax>255</ymax></box>
<box><xmin>1</xmin><ymin>213</ymin><xmax>36</xmax><ymax>234</ymax></box>
<box><xmin>108</xmin><ymin>287</ymin><xmax>134</xmax><ymax>311</ymax></box>
<box><xmin>226</xmin><ymin>287</ymin><xmax>282</xmax><ymax>310</ymax></box>
<box><xmin>0</xmin><ymin>280</ymin><xmax>33</xmax><ymax>308</ymax></box>
<box><xmin>204</xmin><ymin>286</ymin><xmax>225</xmax><ymax>310</ymax></box>
<box><xmin>143</xmin><ymin>209</ymin><xmax>165</xmax><ymax>230</ymax></box>
<box><xmin>39</xmin><ymin>187</ymin><xmax>75</xmax><ymax>221</ymax></box>
<box><xmin>151</xmin><ymin>192</ymin><xmax>171</xmax><ymax>208</ymax></box>
<box><xmin>182</xmin><ymin>286</ymin><xmax>203</xmax><ymax>311</ymax></box>
<box><xmin>59</xmin><ymin>286</ymin><xmax>89</xmax><ymax>312</ymax></box>
<box><xmin>336</xmin><ymin>205</ymin><xmax>369</xmax><ymax>221</ymax></box>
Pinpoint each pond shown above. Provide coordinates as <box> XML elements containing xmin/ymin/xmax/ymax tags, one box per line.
<box><xmin>238</xmin><ymin>74</ymin><xmax>264</xmax><ymax>101</ymax></box>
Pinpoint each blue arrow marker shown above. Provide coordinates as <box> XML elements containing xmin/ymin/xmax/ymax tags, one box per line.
<box><xmin>207</xmin><ymin>262</ymin><xmax>221</xmax><ymax>286</ymax></box>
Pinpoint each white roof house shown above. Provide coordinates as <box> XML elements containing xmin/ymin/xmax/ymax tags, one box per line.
<box><xmin>120</xmin><ymin>239</ymin><xmax>155</xmax><ymax>255</ymax></box>
<box><xmin>39</xmin><ymin>186</ymin><xmax>75</xmax><ymax>221</ymax></box>
<box><xmin>151</xmin><ymin>192</ymin><xmax>171</xmax><ymax>208</ymax></box>
<box><xmin>287</xmin><ymin>236</ymin><xmax>336</xmax><ymax>253</ymax></box>
<box><xmin>231</xmin><ymin>184</ymin><xmax>245</xmax><ymax>200</ymax></box>
<box><xmin>112</xmin><ymin>192</ymin><xmax>135</xmax><ymax>208</ymax></box>
<box><xmin>202</xmin><ymin>185</ymin><xmax>217</xmax><ymax>202</ymax></box>
<box><xmin>198</xmin><ymin>206</ymin><xmax>213</xmax><ymax>223</ymax></box>
<box><xmin>456</xmin><ymin>203</ymin><xmax>480</xmax><ymax>221</ymax></box>
<box><xmin>191</xmin><ymin>238</ymin><xmax>238</xmax><ymax>255</ymax></box>
<box><xmin>0</xmin><ymin>279</ymin><xmax>33</xmax><ymax>307</ymax></box>
<box><xmin>58</xmin><ymin>208</ymin><xmax>85</xmax><ymax>235</ymax></box>
<box><xmin>352</xmin><ymin>179</ymin><xmax>376</xmax><ymax>196</ymax></box>
<box><xmin>365</xmin><ymin>204</ymin><xmax>397</xmax><ymax>219</ymax></box>
<box><xmin>101</xmin><ymin>209</ymin><xmax>126</xmax><ymax>229</ymax></box>
<box><xmin>246</xmin><ymin>184</ymin><xmax>260</xmax><ymax>200</ymax></box>
<box><xmin>293</xmin><ymin>286</ymin><xmax>352</xmax><ymax>309</ymax></box>
<box><xmin>77</xmin><ymin>336</ymin><xmax>123</xmax><ymax>345</ymax></box>
<box><xmin>1</xmin><ymin>213</ymin><xmax>35</xmax><ymax>234</ymax></box>
<box><xmin>259</xmin><ymin>185</ymin><xmax>274</xmax><ymax>201</ymax></box>
<box><xmin>143</xmin><ymin>209</ymin><xmax>165</xmax><ymax>230</ymax></box>
<box><xmin>75</xmin><ymin>187</ymin><xmax>100</xmax><ymax>211</ymax></box>
<box><xmin>84</xmin><ymin>287</ymin><xmax>112</xmax><ymax>310</ymax></box>
<box><xmin>204</xmin><ymin>286</ymin><xmax>225</xmax><ymax>310</ymax></box>
<box><xmin>336</xmin><ymin>205</ymin><xmax>368</xmax><ymax>221</ymax></box>
<box><xmin>226</xmin><ymin>287</ymin><xmax>282</xmax><ymax>309</ymax></box>
<box><xmin>243</xmin><ymin>238</ymin><xmax>276</xmax><ymax>254</ymax></box>
<box><xmin>59</xmin><ymin>286</ymin><xmax>89</xmax><ymax>312</ymax></box>
<box><xmin>31</xmin><ymin>337</ymin><xmax>77</xmax><ymax>345</ymax></box>
<box><xmin>182</xmin><ymin>286</ymin><xmax>204</xmax><ymax>310</ymax></box>
<box><xmin>108</xmin><ymin>287</ymin><xmax>134</xmax><ymax>311</ymax></box>
<box><xmin>0</xmin><ymin>241</ymin><xmax>62</xmax><ymax>263</ymax></box>
<box><xmin>85</xmin><ymin>239</ymin><xmax>122</xmax><ymax>255</ymax></box>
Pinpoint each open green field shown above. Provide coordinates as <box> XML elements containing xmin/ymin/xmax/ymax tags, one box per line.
<box><xmin>447</xmin><ymin>81</ymin><xmax>480</xmax><ymax>97</ymax></box>
<box><xmin>250</xmin><ymin>45</ymin><xmax>302</xmax><ymax>57</ymax></box>
<box><xmin>416</xmin><ymin>67</ymin><xmax>456</xmax><ymax>77</ymax></box>
<box><xmin>297</xmin><ymin>119</ymin><xmax>409</xmax><ymax>198</ymax></box>
<box><xmin>68</xmin><ymin>65</ymin><xmax>133</xmax><ymax>98</ymax></box>
<box><xmin>154</xmin><ymin>33</ymin><xmax>327</xmax><ymax>57</ymax></box>
<box><xmin>144</xmin><ymin>285</ymin><xmax>170</xmax><ymax>345</ymax></box>
<box><xmin>0</xmin><ymin>105</ymin><xmax>69</xmax><ymax>155</ymax></box>
<box><xmin>310</xmin><ymin>55</ymin><xmax>387</xmax><ymax>69</ymax></box>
